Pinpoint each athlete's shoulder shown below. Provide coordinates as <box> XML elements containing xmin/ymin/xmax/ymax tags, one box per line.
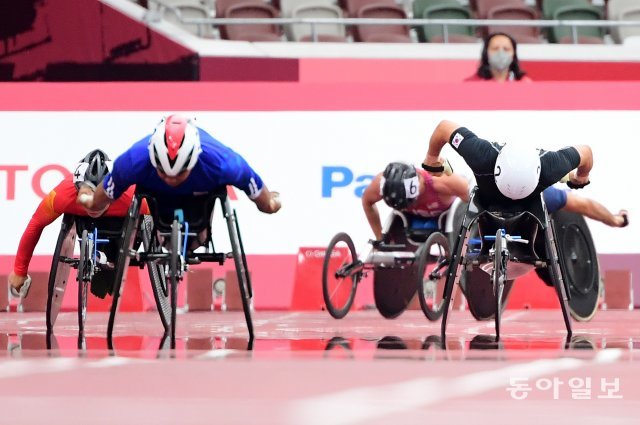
<box><xmin>52</xmin><ymin>176</ymin><xmax>79</xmax><ymax>213</ymax></box>
<box><xmin>114</xmin><ymin>136</ymin><xmax>154</xmax><ymax>172</ymax></box>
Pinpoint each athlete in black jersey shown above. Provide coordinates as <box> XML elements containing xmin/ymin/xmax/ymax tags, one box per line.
<box><xmin>421</xmin><ymin>120</ymin><xmax>593</xmax><ymax>212</ymax></box>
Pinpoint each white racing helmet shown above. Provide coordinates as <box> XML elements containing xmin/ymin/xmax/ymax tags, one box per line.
<box><xmin>149</xmin><ymin>114</ymin><xmax>201</xmax><ymax>177</ymax></box>
<box><xmin>494</xmin><ymin>143</ymin><xmax>541</xmax><ymax>200</ymax></box>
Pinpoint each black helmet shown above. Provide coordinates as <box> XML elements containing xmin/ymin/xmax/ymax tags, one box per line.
<box><xmin>381</xmin><ymin>162</ymin><xmax>419</xmax><ymax>210</ymax></box>
<box><xmin>73</xmin><ymin>149</ymin><xmax>111</xmax><ymax>190</ymax></box>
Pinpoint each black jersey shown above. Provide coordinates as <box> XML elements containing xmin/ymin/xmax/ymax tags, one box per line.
<box><xmin>448</xmin><ymin>127</ymin><xmax>580</xmax><ymax>211</ymax></box>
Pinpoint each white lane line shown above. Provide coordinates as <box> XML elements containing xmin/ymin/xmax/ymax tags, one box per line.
<box><xmin>0</xmin><ymin>357</ymin><xmax>148</xmax><ymax>380</ymax></box>
<box><xmin>196</xmin><ymin>349</ymin><xmax>239</xmax><ymax>359</ymax></box>
<box><xmin>287</xmin><ymin>349</ymin><xmax>623</xmax><ymax>425</ymax></box>
<box><xmin>253</xmin><ymin>312</ymin><xmax>302</xmax><ymax>326</ymax></box>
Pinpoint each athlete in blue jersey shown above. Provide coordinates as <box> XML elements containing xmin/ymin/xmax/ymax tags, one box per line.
<box><xmin>78</xmin><ymin>114</ymin><xmax>281</xmax><ymax>214</ymax></box>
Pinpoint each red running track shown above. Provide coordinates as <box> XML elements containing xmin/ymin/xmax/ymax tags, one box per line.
<box><xmin>0</xmin><ymin>310</ymin><xmax>638</xmax><ymax>424</ymax></box>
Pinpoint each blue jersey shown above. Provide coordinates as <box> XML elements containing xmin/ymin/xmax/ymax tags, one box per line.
<box><xmin>543</xmin><ymin>186</ymin><xmax>568</xmax><ymax>214</ymax></box>
<box><xmin>103</xmin><ymin>128</ymin><xmax>264</xmax><ymax>200</ymax></box>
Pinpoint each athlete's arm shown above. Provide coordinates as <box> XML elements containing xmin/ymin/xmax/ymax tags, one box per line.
<box><xmin>361</xmin><ymin>174</ymin><xmax>384</xmax><ymax>240</ymax></box>
<box><xmin>564</xmin><ymin>192</ymin><xmax>627</xmax><ymax>227</ymax></box>
<box><xmin>423</xmin><ymin>120</ymin><xmax>461</xmax><ymax>172</ymax></box>
<box><xmin>252</xmin><ymin>185</ymin><xmax>281</xmax><ymax>214</ymax></box>
<box><xmin>539</xmin><ymin>146</ymin><xmax>585</xmax><ymax>187</ymax></box>
<box><xmin>570</xmin><ymin>145</ymin><xmax>593</xmax><ymax>186</ymax></box>
<box><xmin>11</xmin><ymin>191</ymin><xmax>62</xmax><ymax>286</ymax></box>
<box><xmin>432</xmin><ymin>174</ymin><xmax>470</xmax><ymax>203</ymax></box>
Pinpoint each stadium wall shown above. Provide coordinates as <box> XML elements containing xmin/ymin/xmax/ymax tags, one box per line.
<box><xmin>0</xmin><ymin>81</ymin><xmax>637</xmax><ymax>310</ymax></box>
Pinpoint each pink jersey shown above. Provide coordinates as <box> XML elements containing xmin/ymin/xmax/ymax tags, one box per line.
<box><xmin>403</xmin><ymin>169</ymin><xmax>453</xmax><ymax>217</ymax></box>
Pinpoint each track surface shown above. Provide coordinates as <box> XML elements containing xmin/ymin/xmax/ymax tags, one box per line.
<box><xmin>0</xmin><ymin>310</ymin><xmax>638</xmax><ymax>424</ymax></box>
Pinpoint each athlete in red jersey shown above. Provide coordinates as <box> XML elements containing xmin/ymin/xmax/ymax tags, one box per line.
<box><xmin>9</xmin><ymin>150</ymin><xmax>148</xmax><ymax>298</ymax></box>
<box><xmin>362</xmin><ymin>162</ymin><xmax>470</xmax><ymax>240</ymax></box>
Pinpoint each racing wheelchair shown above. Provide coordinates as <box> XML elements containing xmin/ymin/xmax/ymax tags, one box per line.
<box><xmin>107</xmin><ymin>187</ymin><xmax>253</xmax><ymax>347</ymax></box>
<box><xmin>322</xmin><ymin>208</ymin><xmax>455</xmax><ymax>321</ymax></box>
<box><xmin>46</xmin><ymin>214</ymin><xmax>167</xmax><ymax>338</ymax></box>
<box><xmin>439</xmin><ymin>187</ymin><xmax>600</xmax><ymax>341</ymax></box>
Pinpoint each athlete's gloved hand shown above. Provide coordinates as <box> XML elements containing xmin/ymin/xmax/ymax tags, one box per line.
<box><xmin>422</xmin><ymin>156</ymin><xmax>453</xmax><ymax>176</ymax></box>
<box><xmin>562</xmin><ymin>171</ymin><xmax>590</xmax><ymax>189</ymax></box>
<box><xmin>269</xmin><ymin>191</ymin><xmax>281</xmax><ymax>213</ymax></box>
<box><xmin>369</xmin><ymin>239</ymin><xmax>383</xmax><ymax>248</ymax></box>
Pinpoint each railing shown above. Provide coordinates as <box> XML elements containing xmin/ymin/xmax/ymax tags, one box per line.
<box><xmin>145</xmin><ymin>2</ymin><xmax>640</xmax><ymax>44</ymax></box>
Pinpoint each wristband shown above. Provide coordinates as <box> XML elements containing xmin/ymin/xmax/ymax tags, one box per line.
<box><xmin>567</xmin><ymin>180</ymin><xmax>590</xmax><ymax>189</ymax></box>
<box><xmin>422</xmin><ymin>163</ymin><xmax>445</xmax><ymax>173</ymax></box>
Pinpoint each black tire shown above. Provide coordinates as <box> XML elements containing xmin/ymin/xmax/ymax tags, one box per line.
<box><xmin>373</xmin><ymin>215</ymin><xmax>419</xmax><ymax>319</ymax></box>
<box><xmin>417</xmin><ymin>232</ymin><xmax>450</xmax><ymax>321</ymax></box>
<box><xmin>463</xmin><ymin>266</ymin><xmax>514</xmax><ymax>321</ymax></box>
<box><xmin>46</xmin><ymin>215</ymin><xmax>77</xmax><ymax>332</ymax></box>
<box><xmin>169</xmin><ymin>219</ymin><xmax>180</xmax><ymax>346</ymax></box>
<box><xmin>77</xmin><ymin>229</ymin><xmax>92</xmax><ymax>334</ymax></box>
<box><xmin>227</xmin><ymin>214</ymin><xmax>254</xmax><ymax>340</ymax></box>
<box><xmin>107</xmin><ymin>198</ymin><xmax>141</xmax><ymax>337</ymax></box>
<box><xmin>554</xmin><ymin>210</ymin><xmax>600</xmax><ymax>321</ymax></box>
<box><xmin>535</xmin><ymin>211</ymin><xmax>600</xmax><ymax>321</ymax></box>
<box><xmin>141</xmin><ymin>215</ymin><xmax>171</xmax><ymax>332</ymax></box>
<box><xmin>322</xmin><ymin>232</ymin><xmax>359</xmax><ymax>319</ymax></box>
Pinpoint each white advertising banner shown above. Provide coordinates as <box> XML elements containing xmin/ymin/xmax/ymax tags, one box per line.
<box><xmin>0</xmin><ymin>110</ymin><xmax>635</xmax><ymax>255</ymax></box>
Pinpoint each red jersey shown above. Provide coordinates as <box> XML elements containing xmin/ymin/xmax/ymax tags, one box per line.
<box><xmin>404</xmin><ymin>169</ymin><xmax>454</xmax><ymax>218</ymax></box>
<box><xmin>13</xmin><ymin>177</ymin><xmax>148</xmax><ymax>276</ymax></box>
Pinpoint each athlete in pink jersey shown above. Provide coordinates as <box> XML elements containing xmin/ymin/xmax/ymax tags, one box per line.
<box><xmin>362</xmin><ymin>162</ymin><xmax>470</xmax><ymax>240</ymax></box>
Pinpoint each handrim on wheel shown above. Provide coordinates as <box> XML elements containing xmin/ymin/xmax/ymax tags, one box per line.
<box><xmin>322</xmin><ymin>232</ymin><xmax>360</xmax><ymax>319</ymax></box>
<box><xmin>417</xmin><ymin>232</ymin><xmax>450</xmax><ymax>321</ymax></box>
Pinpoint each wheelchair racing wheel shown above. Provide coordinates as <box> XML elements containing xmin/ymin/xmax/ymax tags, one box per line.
<box><xmin>169</xmin><ymin>219</ymin><xmax>181</xmax><ymax>344</ymax></box>
<box><xmin>535</xmin><ymin>210</ymin><xmax>600</xmax><ymax>321</ymax></box>
<box><xmin>77</xmin><ymin>229</ymin><xmax>93</xmax><ymax>334</ymax></box>
<box><xmin>141</xmin><ymin>215</ymin><xmax>171</xmax><ymax>333</ymax></box>
<box><xmin>46</xmin><ymin>214</ymin><xmax>77</xmax><ymax>332</ymax></box>
<box><xmin>322</xmin><ymin>232</ymin><xmax>360</xmax><ymax>319</ymax></box>
<box><xmin>493</xmin><ymin>230</ymin><xmax>508</xmax><ymax>340</ymax></box>
<box><xmin>374</xmin><ymin>215</ymin><xmax>419</xmax><ymax>319</ymax></box>
<box><xmin>417</xmin><ymin>232</ymin><xmax>450</xmax><ymax>321</ymax></box>
<box><xmin>107</xmin><ymin>197</ymin><xmax>141</xmax><ymax>337</ymax></box>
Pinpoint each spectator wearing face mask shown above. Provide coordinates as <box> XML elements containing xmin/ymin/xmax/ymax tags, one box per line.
<box><xmin>465</xmin><ymin>32</ymin><xmax>531</xmax><ymax>82</ymax></box>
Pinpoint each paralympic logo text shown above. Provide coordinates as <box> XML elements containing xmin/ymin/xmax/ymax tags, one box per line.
<box><xmin>321</xmin><ymin>166</ymin><xmax>374</xmax><ymax>198</ymax></box>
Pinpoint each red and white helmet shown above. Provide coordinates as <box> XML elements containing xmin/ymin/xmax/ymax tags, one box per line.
<box><xmin>149</xmin><ymin>114</ymin><xmax>201</xmax><ymax>177</ymax></box>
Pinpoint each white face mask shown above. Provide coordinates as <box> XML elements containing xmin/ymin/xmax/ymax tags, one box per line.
<box><xmin>488</xmin><ymin>50</ymin><xmax>513</xmax><ymax>72</ymax></box>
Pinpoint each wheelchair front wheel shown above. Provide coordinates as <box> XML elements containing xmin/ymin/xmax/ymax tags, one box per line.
<box><xmin>322</xmin><ymin>232</ymin><xmax>360</xmax><ymax>319</ymax></box>
<box><xmin>493</xmin><ymin>230</ymin><xmax>507</xmax><ymax>340</ymax></box>
<box><xmin>77</xmin><ymin>229</ymin><xmax>93</xmax><ymax>334</ymax></box>
<box><xmin>417</xmin><ymin>232</ymin><xmax>450</xmax><ymax>321</ymax></box>
<box><xmin>169</xmin><ymin>219</ymin><xmax>181</xmax><ymax>345</ymax></box>
<box><xmin>141</xmin><ymin>215</ymin><xmax>171</xmax><ymax>332</ymax></box>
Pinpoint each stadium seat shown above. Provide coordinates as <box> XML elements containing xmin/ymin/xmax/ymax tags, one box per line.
<box><xmin>279</xmin><ymin>0</ymin><xmax>330</xmax><ymax>17</ymax></box>
<box><xmin>163</xmin><ymin>4</ymin><xmax>215</xmax><ymax>37</ymax></box>
<box><xmin>355</xmin><ymin>4</ymin><xmax>412</xmax><ymax>42</ymax></box>
<box><xmin>475</xmin><ymin>0</ymin><xmax>524</xmax><ymax>19</ymax></box>
<box><xmin>414</xmin><ymin>0</ymin><xmax>476</xmax><ymax>43</ymax></box>
<box><xmin>345</xmin><ymin>0</ymin><xmax>394</xmax><ymax>16</ymax></box>
<box><xmin>608</xmin><ymin>0</ymin><xmax>640</xmax><ymax>44</ymax></box>
<box><xmin>289</xmin><ymin>4</ymin><xmax>347</xmax><ymax>41</ymax></box>
<box><xmin>546</xmin><ymin>0</ymin><xmax>604</xmax><ymax>44</ymax></box>
<box><xmin>221</xmin><ymin>3</ymin><xmax>283</xmax><ymax>41</ymax></box>
<box><xmin>486</xmin><ymin>4</ymin><xmax>542</xmax><ymax>43</ymax></box>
